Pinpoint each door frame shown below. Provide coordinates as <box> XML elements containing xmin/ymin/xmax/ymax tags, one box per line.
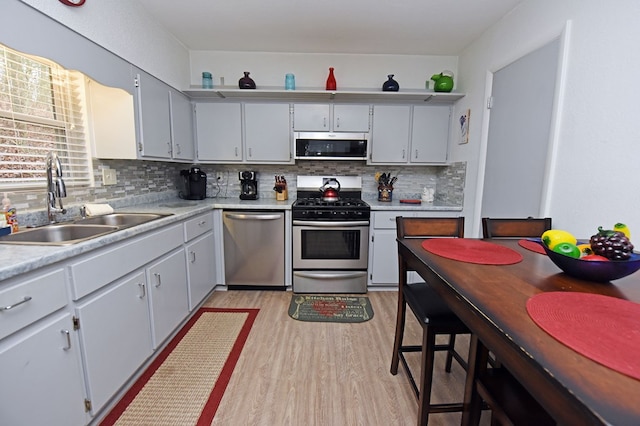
<box><xmin>471</xmin><ymin>21</ymin><xmax>572</xmax><ymax>236</ymax></box>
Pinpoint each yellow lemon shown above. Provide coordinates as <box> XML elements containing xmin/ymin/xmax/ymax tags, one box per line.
<box><xmin>541</xmin><ymin>229</ymin><xmax>577</xmax><ymax>249</ymax></box>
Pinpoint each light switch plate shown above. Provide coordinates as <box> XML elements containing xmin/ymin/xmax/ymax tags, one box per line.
<box><xmin>102</xmin><ymin>168</ymin><xmax>117</xmax><ymax>185</ymax></box>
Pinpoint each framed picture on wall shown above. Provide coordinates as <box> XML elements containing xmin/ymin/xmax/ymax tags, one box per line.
<box><xmin>459</xmin><ymin>109</ymin><xmax>470</xmax><ymax>144</ymax></box>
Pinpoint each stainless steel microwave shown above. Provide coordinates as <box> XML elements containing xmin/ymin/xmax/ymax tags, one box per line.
<box><xmin>294</xmin><ymin>132</ymin><xmax>368</xmax><ymax>160</ymax></box>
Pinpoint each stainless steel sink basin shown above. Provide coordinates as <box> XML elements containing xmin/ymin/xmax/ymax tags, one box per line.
<box><xmin>0</xmin><ymin>224</ymin><xmax>118</xmax><ymax>246</ymax></box>
<box><xmin>0</xmin><ymin>213</ymin><xmax>172</xmax><ymax>245</ymax></box>
<box><xmin>73</xmin><ymin>213</ymin><xmax>170</xmax><ymax>227</ymax></box>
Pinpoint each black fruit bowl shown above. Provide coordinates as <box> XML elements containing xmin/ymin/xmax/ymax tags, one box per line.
<box><xmin>542</xmin><ymin>243</ymin><xmax>640</xmax><ymax>282</ymax></box>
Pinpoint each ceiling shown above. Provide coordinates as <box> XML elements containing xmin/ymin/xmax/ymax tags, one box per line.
<box><xmin>135</xmin><ymin>0</ymin><xmax>523</xmax><ymax>55</ymax></box>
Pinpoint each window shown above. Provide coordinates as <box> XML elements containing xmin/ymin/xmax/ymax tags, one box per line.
<box><xmin>0</xmin><ymin>43</ymin><xmax>93</xmax><ymax>190</ymax></box>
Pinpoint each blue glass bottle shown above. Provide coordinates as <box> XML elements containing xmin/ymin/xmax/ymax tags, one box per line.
<box><xmin>285</xmin><ymin>73</ymin><xmax>295</xmax><ymax>90</ymax></box>
<box><xmin>202</xmin><ymin>72</ymin><xmax>213</xmax><ymax>89</ymax></box>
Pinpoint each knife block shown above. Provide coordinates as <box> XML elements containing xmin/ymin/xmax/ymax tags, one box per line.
<box><xmin>276</xmin><ymin>188</ymin><xmax>288</xmax><ymax>201</ymax></box>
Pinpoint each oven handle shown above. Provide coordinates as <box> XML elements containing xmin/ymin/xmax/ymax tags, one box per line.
<box><xmin>292</xmin><ymin>220</ymin><xmax>369</xmax><ymax>227</ymax></box>
<box><xmin>293</xmin><ymin>271</ymin><xmax>367</xmax><ymax>280</ymax></box>
<box><xmin>225</xmin><ymin>213</ymin><xmax>282</xmax><ymax>220</ymax></box>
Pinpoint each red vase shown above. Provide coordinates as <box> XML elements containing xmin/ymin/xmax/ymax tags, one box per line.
<box><xmin>326</xmin><ymin>67</ymin><xmax>336</xmax><ymax>90</ymax></box>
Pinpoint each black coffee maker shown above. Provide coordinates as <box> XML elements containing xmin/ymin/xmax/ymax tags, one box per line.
<box><xmin>178</xmin><ymin>167</ymin><xmax>207</xmax><ymax>200</ymax></box>
<box><xmin>239</xmin><ymin>171</ymin><xmax>258</xmax><ymax>200</ymax></box>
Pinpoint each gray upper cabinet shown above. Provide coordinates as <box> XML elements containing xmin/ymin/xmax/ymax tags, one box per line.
<box><xmin>135</xmin><ymin>71</ymin><xmax>173</xmax><ymax>159</ymax></box>
<box><xmin>135</xmin><ymin>71</ymin><xmax>195</xmax><ymax>162</ymax></box>
<box><xmin>293</xmin><ymin>104</ymin><xmax>370</xmax><ymax>132</ymax></box>
<box><xmin>370</xmin><ymin>105</ymin><xmax>412</xmax><ymax>163</ymax></box>
<box><xmin>169</xmin><ymin>90</ymin><xmax>196</xmax><ymax>161</ymax></box>
<box><xmin>195</xmin><ymin>102</ymin><xmax>293</xmax><ymax>164</ymax></box>
<box><xmin>195</xmin><ymin>103</ymin><xmax>243</xmax><ymax>162</ymax></box>
<box><xmin>369</xmin><ymin>105</ymin><xmax>450</xmax><ymax>164</ymax></box>
<box><xmin>410</xmin><ymin>105</ymin><xmax>450</xmax><ymax>164</ymax></box>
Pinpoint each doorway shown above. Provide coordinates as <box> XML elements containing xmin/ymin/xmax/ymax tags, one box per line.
<box><xmin>480</xmin><ymin>38</ymin><xmax>560</xmax><ymax>218</ymax></box>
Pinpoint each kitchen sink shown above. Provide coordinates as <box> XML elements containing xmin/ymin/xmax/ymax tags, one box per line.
<box><xmin>73</xmin><ymin>213</ymin><xmax>170</xmax><ymax>227</ymax></box>
<box><xmin>0</xmin><ymin>224</ymin><xmax>119</xmax><ymax>246</ymax></box>
<box><xmin>0</xmin><ymin>213</ymin><xmax>172</xmax><ymax>246</ymax></box>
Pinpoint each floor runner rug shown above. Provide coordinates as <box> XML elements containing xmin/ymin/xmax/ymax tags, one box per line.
<box><xmin>100</xmin><ymin>307</ymin><xmax>259</xmax><ymax>426</ymax></box>
<box><xmin>288</xmin><ymin>295</ymin><xmax>374</xmax><ymax>323</ymax></box>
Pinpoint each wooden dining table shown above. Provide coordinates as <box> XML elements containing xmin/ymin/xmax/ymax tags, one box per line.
<box><xmin>396</xmin><ymin>238</ymin><xmax>640</xmax><ymax>425</ymax></box>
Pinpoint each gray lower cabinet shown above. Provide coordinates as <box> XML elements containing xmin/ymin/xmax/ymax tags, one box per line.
<box><xmin>184</xmin><ymin>212</ymin><xmax>216</xmax><ymax>311</ymax></box>
<box><xmin>0</xmin><ymin>267</ymin><xmax>87</xmax><ymax>426</ymax></box>
<box><xmin>368</xmin><ymin>210</ymin><xmax>459</xmax><ymax>286</ymax></box>
<box><xmin>75</xmin><ymin>271</ymin><xmax>153</xmax><ymax>415</ymax></box>
<box><xmin>147</xmin><ymin>249</ymin><xmax>189</xmax><ymax>349</ymax></box>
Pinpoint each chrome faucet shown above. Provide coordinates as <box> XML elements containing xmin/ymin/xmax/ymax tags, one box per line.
<box><xmin>46</xmin><ymin>151</ymin><xmax>67</xmax><ymax>223</ymax></box>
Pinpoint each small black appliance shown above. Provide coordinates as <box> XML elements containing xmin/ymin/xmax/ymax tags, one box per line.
<box><xmin>239</xmin><ymin>171</ymin><xmax>258</xmax><ymax>200</ymax></box>
<box><xmin>178</xmin><ymin>167</ymin><xmax>207</xmax><ymax>200</ymax></box>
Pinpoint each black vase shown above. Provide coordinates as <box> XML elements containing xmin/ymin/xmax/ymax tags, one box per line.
<box><xmin>238</xmin><ymin>72</ymin><xmax>256</xmax><ymax>89</ymax></box>
<box><xmin>382</xmin><ymin>74</ymin><xmax>399</xmax><ymax>92</ymax></box>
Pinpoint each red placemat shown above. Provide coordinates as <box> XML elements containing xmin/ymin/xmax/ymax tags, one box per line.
<box><xmin>421</xmin><ymin>239</ymin><xmax>523</xmax><ymax>265</ymax></box>
<box><xmin>518</xmin><ymin>238</ymin><xmax>547</xmax><ymax>255</ymax></box>
<box><xmin>527</xmin><ymin>292</ymin><xmax>640</xmax><ymax>380</ymax></box>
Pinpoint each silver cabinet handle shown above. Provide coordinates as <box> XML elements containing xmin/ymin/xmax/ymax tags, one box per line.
<box><xmin>190</xmin><ymin>251</ymin><xmax>196</xmax><ymax>263</ymax></box>
<box><xmin>402</xmin><ymin>149</ymin><xmax>406</xmax><ymax>159</ymax></box>
<box><xmin>198</xmin><ymin>220</ymin><xmax>207</xmax><ymax>226</ymax></box>
<box><xmin>176</xmin><ymin>143</ymin><xmax>181</xmax><ymax>155</ymax></box>
<box><xmin>167</xmin><ymin>141</ymin><xmax>172</xmax><ymax>155</ymax></box>
<box><xmin>61</xmin><ymin>329</ymin><xmax>71</xmax><ymax>351</ymax></box>
<box><xmin>235</xmin><ymin>147</ymin><xmax>238</xmax><ymax>157</ymax></box>
<box><xmin>138</xmin><ymin>283</ymin><xmax>146</xmax><ymax>299</ymax></box>
<box><xmin>248</xmin><ymin>147</ymin><xmax>252</xmax><ymax>157</ymax></box>
<box><xmin>336</xmin><ymin>117</ymin><xmax>340</xmax><ymax>128</ymax></box>
<box><xmin>414</xmin><ymin>149</ymin><xmax>418</xmax><ymax>159</ymax></box>
<box><xmin>154</xmin><ymin>273</ymin><xmax>162</xmax><ymax>287</ymax></box>
<box><xmin>1</xmin><ymin>296</ymin><xmax>32</xmax><ymax>311</ymax></box>
<box><xmin>323</xmin><ymin>117</ymin><xmax>327</xmax><ymax>128</ymax></box>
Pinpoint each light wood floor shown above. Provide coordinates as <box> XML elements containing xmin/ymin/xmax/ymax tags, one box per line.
<box><xmin>203</xmin><ymin>290</ymin><xmax>488</xmax><ymax>426</ymax></box>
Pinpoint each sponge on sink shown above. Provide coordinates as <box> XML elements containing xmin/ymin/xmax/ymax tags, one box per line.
<box><xmin>84</xmin><ymin>203</ymin><xmax>114</xmax><ymax>216</ymax></box>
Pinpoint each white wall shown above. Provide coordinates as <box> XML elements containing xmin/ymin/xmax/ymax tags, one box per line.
<box><xmin>190</xmin><ymin>51</ymin><xmax>458</xmax><ymax>90</ymax></box>
<box><xmin>17</xmin><ymin>0</ymin><xmax>190</xmax><ymax>90</ymax></box>
<box><xmin>453</xmin><ymin>0</ymin><xmax>640</xmax><ymax>238</ymax></box>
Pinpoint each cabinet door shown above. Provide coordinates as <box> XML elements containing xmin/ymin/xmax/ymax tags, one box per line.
<box><xmin>333</xmin><ymin>104</ymin><xmax>370</xmax><ymax>132</ymax></box>
<box><xmin>170</xmin><ymin>89</ymin><xmax>195</xmax><ymax>161</ymax></box>
<box><xmin>136</xmin><ymin>72</ymin><xmax>172</xmax><ymax>159</ymax></box>
<box><xmin>76</xmin><ymin>271</ymin><xmax>153</xmax><ymax>414</ymax></box>
<box><xmin>244</xmin><ymin>103</ymin><xmax>292</xmax><ymax>163</ymax></box>
<box><xmin>370</xmin><ymin>105</ymin><xmax>411</xmax><ymax>163</ymax></box>
<box><xmin>0</xmin><ymin>313</ymin><xmax>87</xmax><ymax>426</ymax></box>
<box><xmin>293</xmin><ymin>104</ymin><xmax>330</xmax><ymax>131</ymax></box>
<box><xmin>186</xmin><ymin>233</ymin><xmax>216</xmax><ymax>311</ymax></box>
<box><xmin>369</xmin><ymin>228</ymin><xmax>399</xmax><ymax>286</ymax></box>
<box><xmin>195</xmin><ymin>103</ymin><xmax>242</xmax><ymax>162</ymax></box>
<box><xmin>410</xmin><ymin>105</ymin><xmax>450</xmax><ymax>163</ymax></box>
<box><xmin>147</xmin><ymin>250</ymin><xmax>189</xmax><ymax>349</ymax></box>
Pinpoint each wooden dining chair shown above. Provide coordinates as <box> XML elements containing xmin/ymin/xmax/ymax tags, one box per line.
<box><xmin>482</xmin><ymin>217</ymin><xmax>552</xmax><ymax>239</ymax></box>
<box><xmin>391</xmin><ymin>216</ymin><xmax>469</xmax><ymax>425</ymax></box>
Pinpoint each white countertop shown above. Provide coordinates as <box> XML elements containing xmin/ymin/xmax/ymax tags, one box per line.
<box><xmin>0</xmin><ymin>196</ymin><xmax>461</xmax><ymax>282</ymax></box>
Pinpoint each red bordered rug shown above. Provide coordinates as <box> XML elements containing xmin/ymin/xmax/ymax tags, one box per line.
<box><xmin>100</xmin><ymin>307</ymin><xmax>259</xmax><ymax>425</ymax></box>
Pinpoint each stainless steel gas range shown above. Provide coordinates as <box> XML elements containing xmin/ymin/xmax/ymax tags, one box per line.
<box><xmin>292</xmin><ymin>176</ymin><xmax>370</xmax><ymax>294</ymax></box>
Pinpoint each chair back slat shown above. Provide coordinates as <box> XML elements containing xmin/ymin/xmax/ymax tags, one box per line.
<box><xmin>396</xmin><ymin>216</ymin><xmax>465</xmax><ymax>239</ymax></box>
<box><xmin>481</xmin><ymin>217</ymin><xmax>552</xmax><ymax>238</ymax></box>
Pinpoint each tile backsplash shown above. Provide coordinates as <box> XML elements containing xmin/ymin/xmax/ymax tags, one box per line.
<box><xmin>9</xmin><ymin>159</ymin><xmax>465</xmax><ymax>227</ymax></box>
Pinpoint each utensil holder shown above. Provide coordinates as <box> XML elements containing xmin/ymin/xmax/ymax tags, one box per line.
<box><xmin>378</xmin><ymin>185</ymin><xmax>393</xmax><ymax>202</ymax></box>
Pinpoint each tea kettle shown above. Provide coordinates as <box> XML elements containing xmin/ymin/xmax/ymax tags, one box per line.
<box><xmin>319</xmin><ymin>178</ymin><xmax>341</xmax><ymax>201</ymax></box>
<box><xmin>431</xmin><ymin>70</ymin><xmax>454</xmax><ymax>92</ymax></box>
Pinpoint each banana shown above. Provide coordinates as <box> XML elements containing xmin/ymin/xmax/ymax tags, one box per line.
<box><xmin>614</xmin><ymin>223</ymin><xmax>631</xmax><ymax>240</ymax></box>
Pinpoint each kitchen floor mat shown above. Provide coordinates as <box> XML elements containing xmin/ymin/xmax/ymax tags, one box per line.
<box><xmin>288</xmin><ymin>295</ymin><xmax>374</xmax><ymax>323</ymax></box>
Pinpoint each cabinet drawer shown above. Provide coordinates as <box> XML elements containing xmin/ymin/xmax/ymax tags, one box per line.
<box><xmin>184</xmin><ymin>212</ymin><xmax>213</xmax><ymax>242</ymax></box>
<box><xmin>373</xmin><ymin>211</ymin><xmax>404</xmax><ymax>229</ymax></box>
<box><xmin>70</xmin><ymin>224</ymin><xmax>183</xmax><ymax>300</ymax></box>
<box><xmin>0</xmin><ymin>269</ymin><xmax>67</xmax><ymax>340</ymax></box>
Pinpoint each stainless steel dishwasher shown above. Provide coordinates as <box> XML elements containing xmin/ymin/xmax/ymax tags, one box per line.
<box><xmin>222</xmin><ymin>210</ymin><xmax>285</xmax><ymax>288</ymax></box>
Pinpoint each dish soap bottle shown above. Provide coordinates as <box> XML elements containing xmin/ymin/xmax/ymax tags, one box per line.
<box><xmin>3</xmin><ymin>193</ymin><xmax>18</xmax><ymax>233</ymax></box>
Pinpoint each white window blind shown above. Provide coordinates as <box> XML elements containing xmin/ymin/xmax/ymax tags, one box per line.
<box><xmin>0</xmin><ymin>43</ymin><xmax>92</xmax><ymax>190</ymax></box>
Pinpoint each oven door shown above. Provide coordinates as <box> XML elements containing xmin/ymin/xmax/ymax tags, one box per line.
<box><xmin>292</xmin><ymin>220</ymin><xmax>369</xmax><ymax>270</ymax></box>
